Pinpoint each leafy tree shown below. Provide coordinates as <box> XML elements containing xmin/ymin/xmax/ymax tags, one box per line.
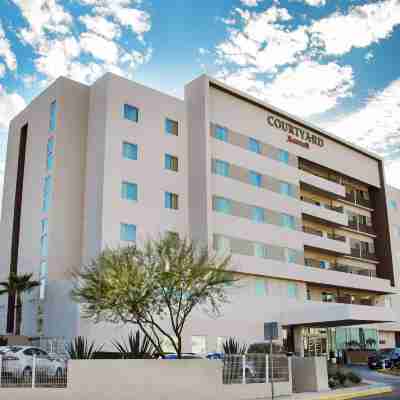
<box><xmin>71</xmin><ymin>235</ymin><xmax>235</xmax><ymax>358</ymax></box>
<box><xmin>0</xmin><ymin>273</ymin><xmax>39</xmax><ymax>335</ymax></box>
<box><xmin>112</xmin><ymin>330</ymin><xmax>155</xmax><ymax>359</ymax></box>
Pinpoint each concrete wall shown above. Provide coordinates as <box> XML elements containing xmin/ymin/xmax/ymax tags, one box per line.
<box><xmin>292</xmin><ymin>357</ymin><xmax>329</xmax><ymax>393</ymax></box>
<box><xmin>0</xmin><ymin>359</ymin><xmax>292</xmax><ymax>400</ymax></box>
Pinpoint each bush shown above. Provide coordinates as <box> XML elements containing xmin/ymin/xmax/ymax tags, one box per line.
<box><xmin>346</xmin><ymin>371</ymin><xmax>362</xmax><ymax>384</ymax></box>
<box><xmin>247</xmin><ymin>342</ymin><xmax>283</xmax><ymax>354</ymax></box>
<box><xmin>334</xmin><ymin>370</ymin><xmax>347</xmax><ymax>385</ymax></box>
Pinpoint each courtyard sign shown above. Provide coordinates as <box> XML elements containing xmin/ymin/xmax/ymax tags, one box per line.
<box><xmin>267</xmin><ymin>114</ymin><xmax>324</xmax><ymax>149</ymax></box>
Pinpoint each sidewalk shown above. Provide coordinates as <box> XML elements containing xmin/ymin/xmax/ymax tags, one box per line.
<box><xmin>278</xmin><ymin>381</ymin><xmax>392</xmax><ymax>400</ymax></box>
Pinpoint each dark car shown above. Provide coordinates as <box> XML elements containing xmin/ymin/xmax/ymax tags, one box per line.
<box><xmin>368</xmin><ymin>348</ymin><xmax>400</xmax><ymax>369</ymax></box>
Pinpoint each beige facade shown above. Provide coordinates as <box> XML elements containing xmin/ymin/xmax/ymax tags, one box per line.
<box><xmin>1</xmin><ymin>72</ymin><xmax>400</xmax><ymax>354</ymax></box>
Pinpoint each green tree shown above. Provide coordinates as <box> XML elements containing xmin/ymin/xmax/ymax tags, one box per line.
<box><xmin>71</xmin><ymin>235</ymin><xmax>235</xmax><ymax>358</ymax></box>
<box><xmin>0</xmin><ymin>273</ymin><xmax>40</xmax><ymax>335</ymax></box>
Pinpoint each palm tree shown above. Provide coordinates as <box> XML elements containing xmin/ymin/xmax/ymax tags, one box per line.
<box><xmin>0</xmin><ymin>273</ymin><xmax>40</xmax><ymax>335</ymax></box>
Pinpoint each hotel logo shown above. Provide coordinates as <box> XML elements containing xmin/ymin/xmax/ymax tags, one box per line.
<box><xmin>267</xmin><ymin>114</ymin><xmax>324</xmax><ymax>149</ymax></box>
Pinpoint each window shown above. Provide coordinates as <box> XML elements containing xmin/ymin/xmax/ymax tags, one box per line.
<box><xmin>40</xmin><ymin>218</ymin><xmax>48</xmax><ymax>258</ymax></box>
<box><xmin>39</xmin><ymin>261</ymin><xmax>47</xmax><ymax>300</ymax></box>
<box><xmin>121</xmin><ymin>181</ymin><xmax>138</xmax><ymax>201</ymax></box>
<box><xmin>46</xmin><ymin>138</ymin><xmax>54</xmax><ymax>171</ymax></box>
<box><xmin>280</xmin><ymin>182</ymin><xmax>292</xmax><ymax>197</ymax></box>
<box><xmin>248</xmin><ymin>137</ymin><xmax>261</xmax><ymax>154</ymax></box>
<box><xmin>322</xmin><ymin>292</ymin><xmax>335</xmax><ymax>303</ymax></box>
<box><xmin>120</xmin><ymin>223</ymin><xmax>136</xmax><ymax>242</ymax></box>
<box><xmin>123</xmin><ymin>104</ymin><xmax>139</xmax><ymax>122</ymax></box>
<box><xmin>390</xmin><ymin>200</ymin><xmax>397</xmax><ymax>210</ymax></box>
<box><xmin>214</xmin><ymin>159</ymin><xmax>229</xmax><ymax>177</ymax></box>
<box><xmin>214</xmin><ymin>235</ymin><xmax>230</xmax><ymax>253</ymax></box>
<box><xmin>191</xmin><ymin>336</ymin><xmax>206</xmax><ymax>354</ymax></box>
<box><xmin>288</xmin><ymin>282</ymin><xmax>297</xmax><ymax>298</ymax></box>
<box><xmin>255</xmin><ymin>279</ymin><xmax>268</xmax><ymax>296</ymax></box>
<box><xmin>215</xmin><ymin>125</ymin><xmax>228</xmax><ymax>142</ymax></box>
<box><xmin>49</xmin><ymin>100</ymin><xmax>57</xmax><ymax>132</ymax></box>
<box><xmin>281</xmin><ymin>213</ymin><xmax>296</xmax><ymax>230</ymax></box>
<box><xmin>122</xmin><ymin>142</ymin><xmax>138</xmax><ymax>160</ymax></box>
<box><xmin>252</xmin><ymin>207</ymin><xmax>264</xmax><ymax>223</ymax></box>
<box><xmin>165</xmin><ymin>154</ymin><xmax>179</xmax><ymax>172</ymax></box>
<box><xmin>165</xmin><ymin>118</ymin><xmax>178</xmax><ymax>136</ymax></box>
<box><xmin>42</xmin><ymin>176</ymin><xmax>52</xmax><ymax>212</ymax></box>
<box><xmin>278</xmin><ymin>149</ymin><xmax>289</xmax><ymax>164</ymax></box>
<box><xmin>165</xmin><ymin>192</ymin><xmax>179</xmax><ymax>210</ymax></box>
<box><xmin>286</xmin><ymin>249</ymin><xmax>297</xmax><ymax>264</ymax></box>
<box><xmin>214</xmin><ymin>197</ymin><xmax>231</xmax><ymax>214</ymax></box>
<box><xmin>254</xmin><ymin>243</ymin><xmax>267</xmax><ymax>258</ymax></box>
<box><xmin>40</xmin><ymin>234</ymin><xmax>48</xmax><ymax>258</ymax></box>
<box><xmin>249</xmin><ymin>171</ymin><xmax>262</xmax><ymax>187</ymax></box>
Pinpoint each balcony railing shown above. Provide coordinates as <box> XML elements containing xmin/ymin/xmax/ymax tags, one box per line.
<box><xmin>303</xmin><ymin>226</ymin><xmax>323</xmax><ymax>237</ymax></box>
<box><xmin>357</xmin><ymin>194</ymin><xmax>372</xmax><ymax>208</ymax></box>
<box><xmin>299</xmin><ymin>163</ymin><xmax>341</xmax><ymax>184</ymax></box>
<box><xmin>304</xmin><ymin>258</ymin><xmax>377</xmax><ymax>278</ymax></box>
<box><xmin>327</xmin><ymin>233</ymin><xmax>346</xmax><ymax>242</ymax></box>
<box><xmin>336</xmin><ymin>295</ymin><xmax>375</xmax><ymax>306</ymax></box>
<box><xmin>301</xmin><ymin>197</ymin><xmax>344</xmax><ymax>214</ymax></box>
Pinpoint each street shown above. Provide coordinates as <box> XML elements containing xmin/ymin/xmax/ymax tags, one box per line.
<box><xmin>349</xmin><ymin>366</ymin><xmax>400</xmax><ymax>399</ymax></box>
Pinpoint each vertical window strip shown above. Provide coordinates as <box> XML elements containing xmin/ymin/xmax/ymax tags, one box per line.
<box><xmin>123</xmin><ymin>104</ymin><xmax>139</xmax><ymax>122</ymax></box>
<box><xmin>165</xmin><ymin>118</ymin><xmax>179</xmax><ymax>136</ymax></box>
<box><xmin>214</xmin><ymin>159</ymin><xmax>230</xmax><ymax>177</ymax></box>
<box><xmin>120</xmin><ymin>223</ymin><xmax>136</xmax><ymax>241</ymax></box>
<box><xmin>42</xmin><ymin>176</ymin><xmax>52</xmax><ymax>212</ymax></box>
<box><xmin>121</xmin><ymin>181</ymin><xmax>138</xmax><ymax>201</ymax></box>
<box><xmin>165</xmin><ymin>192</ymin><xmax>179</xmax><ymax>210</ymax></box>
<box><xmin>49</xmin><ymin>101</ymin><xmax>57</xmax><ymax>132</ymax></box>
<box><xmin>214</xmin><ymin>125</ymin><xmax>228</xmax><ymax>142</ymax></box>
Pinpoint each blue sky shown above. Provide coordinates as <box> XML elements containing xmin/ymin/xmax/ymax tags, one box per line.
<box><xmin>1</xmin><ymin>0</ymin><xmax>400</xmax><ymax>192</ymax></box>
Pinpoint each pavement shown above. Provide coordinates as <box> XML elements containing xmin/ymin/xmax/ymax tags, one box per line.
<box><xmin>345</xmin><ymin>366</ymin><xmax>400</xmax><ymax>399</ymax></box>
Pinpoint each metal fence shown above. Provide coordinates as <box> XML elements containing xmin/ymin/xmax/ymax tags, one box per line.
<box><xmin>0</xmin><ymin>355</ymin><xmax>68</xmax><ymax>388</ymax></box>
<box><xmin>222</xmin><ymin>354</ymin><xmax>290</xmax><ymax>384</ymax></box>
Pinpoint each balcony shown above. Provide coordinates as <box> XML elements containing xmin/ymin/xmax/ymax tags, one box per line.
<box><xmin>347</xmin><ymin>219</ymin><xmax>375</xmax><ymax>236</ymax></box>
<box><xmin>303</xmin><ymin>229</ymin><xmax>350</xmax><ymax>255</ymax></box>
<box><xmin>349</xmin><ymin>248</ymin><xmax>378</xmax><ymax>262</ymax></box>
<box><xmin>305</xmin><ymin>258</ymin><xmax>377</xmax><ymax>278</ymax></box>
<box><xmin>345</xmin><ymin>191</ymin><xmax>372</xmax><ymax>209</ymax></box>
<box><xmin>301</xmin><ymin>198</ymin><xmax>348</xmax><ymax>227</ymax></box>
<box><xmin>299</xmin><ymin>169</ymin><xmax>346</xmax><ymax>198</ymax></box>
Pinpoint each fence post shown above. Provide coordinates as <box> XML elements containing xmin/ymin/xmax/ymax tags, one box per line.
<box><xmin>32</xmin><ymin>355</ymin><xmax>36</xmax><ymax>388</ymax></box>
<box><xmin>265</xmin><ymin>354</ymin><xmax>269</xmax><ymax>384</ymax></box>
<box><xmin>242</xmin><ymin>354</ymin><xmax>246</xmax><ymax>384</ymax></box>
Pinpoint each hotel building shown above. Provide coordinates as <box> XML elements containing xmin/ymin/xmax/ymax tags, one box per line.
<box><xmin>1</xmin><ymin>73</ymin><xmax>400</xmax><ymax>355</ymax></box>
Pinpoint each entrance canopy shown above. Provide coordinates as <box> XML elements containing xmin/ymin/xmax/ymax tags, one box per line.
<box><xmin>279</xmin><ymin>302</ymin><xmax>396</xmax><ymax>328</ymax></box>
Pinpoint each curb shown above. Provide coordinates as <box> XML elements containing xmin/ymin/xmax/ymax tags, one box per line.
<box><xmin>305</xmin><ymin>385</ymin><xmax>392</xmax><ymax>400</ymax></box>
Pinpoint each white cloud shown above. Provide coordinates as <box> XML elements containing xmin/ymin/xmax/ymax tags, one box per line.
<box><xmin>326</xmin><ymin>79</ymin><xmax>400</xmax><ymax>161</ymax></box>
<box><xmin>80</xmin><ymin>32</ymin><xmax>119</xmax><ymax>64</ymax></box>
<box><xmin>11</xmin><ymin>0</ymin><xmax>152</xmax><ymax>84</ymax></box>
<box><xmin>0</xmin><ymin>22</ymin><xmax>17</xmax><ymax>71</ymax></box>
<box><xmin>0</xmin><ymin>85</ymin><xmax>26</xmax><ymax>131</ymax></box>
<box><xmin>301</xmin><ymin>0</ymin><xmax>326</xmax><ymax>6</ymax></box>
<box><xmin>79</xmin><ymin>15</ymin><xmax>120</xmax><ymax>40</ymax></box>
<box><xmin>310</xmin><ymin>0</ymin><xmax>400</xmax><ymax>56</ymax></box>
<box><xmin>217</xmin><ymin>6</ymin><xmax>309</xmax><ymax>73</ymax></box>
<box><xmin>365</xmin><ymin>51</ymin><xmax>374</xmax><ymax>63</ymax></box>
<box><xmin>218</xmin><ymin>61</ymin><xmax>354</xmax><ymax>117</ymax></box>
<box><xmin>240</xmin><ymin>0</ymin><xmax>263</xmax><ymax>7</ymax></box>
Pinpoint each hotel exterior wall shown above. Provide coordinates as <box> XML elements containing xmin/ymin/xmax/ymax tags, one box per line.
<box><xmin>208</xmin><ymin>85</ymin><xmax>381</xmax><ymax>188</ymax></box>
<box><xmin>85</xmin><ymin>74</ymin><xmax>187</xmax><ymax>255</ymax></box>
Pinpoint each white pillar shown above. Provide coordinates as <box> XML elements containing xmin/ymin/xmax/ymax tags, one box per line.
<box><xmin>293</xmin><ymin>327</ymin><xmax>305</xmax><ymax>357</ymax></box>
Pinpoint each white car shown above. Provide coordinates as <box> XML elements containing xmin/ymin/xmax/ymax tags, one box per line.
<box><xmin>0</xmin><ymin>346</ymin><xmax>65</xmax><ymax>378</ymax></box>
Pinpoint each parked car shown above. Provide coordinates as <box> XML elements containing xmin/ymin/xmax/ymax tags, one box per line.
<box><xmin>162</xmin><ymin>353</ymin><xmax>203</xmax><ymax>359</ymax></box>
<box><xmin>0</xmin><ymin>346</ymin><xmax>65</xmax><ymax>378</ymax></box>
<box><xmin>368</xmin><ymin>348</ymin><xmax>400</xmax><ymax>369</ymax></box>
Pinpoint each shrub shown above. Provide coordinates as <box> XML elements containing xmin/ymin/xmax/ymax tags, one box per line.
<box><xmin>346</xmin><ymin>371</ymin><xmax>362</xmax><ymax>384</ymax></box>
<box><xmin>222</xmin><ymin>337</ymin><xmax>247</xmax><ymax>355</ymax></box>
<box><xmin>112</xmin><ymin>330</ymin><xmax>155</xmax><ymax>359</ymax></box>
<box><xmin>247</xmin><ymin>342</ymin><xmax>283</xmax><ymax>354</ymax></box>
<box><xmin>334</xmin><ymin>370</ymin><xmax>347</xmax><ymax>385</ymax></box>
<box><xmin>67</xmin><ymin>336</ymin><xmax>103</xmax><ymax>359</ymax></box>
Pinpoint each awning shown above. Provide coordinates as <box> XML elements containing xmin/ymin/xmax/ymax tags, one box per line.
<box><xmin>278</xmin><ymin>301</ymin><xmax>397</xmax><ymax>328</ymax></box>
